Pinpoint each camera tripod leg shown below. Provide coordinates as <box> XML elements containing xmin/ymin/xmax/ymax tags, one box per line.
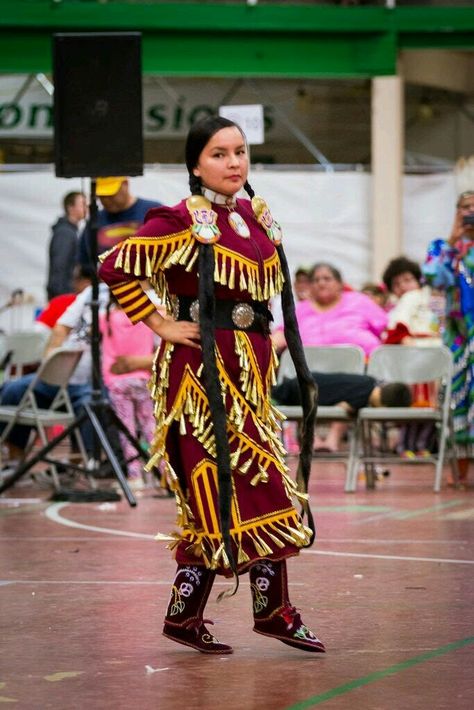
<box><xmin>84</xmin><ymin>404</ymin><xmax>136</xmax><ymax>506</ymax></box>
<box><xmin>0</xmin><ymin>410</ymin><xmax>88</xmax><ymax>494</ymax></box>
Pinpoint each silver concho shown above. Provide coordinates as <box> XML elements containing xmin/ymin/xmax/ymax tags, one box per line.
<box><xmin>232</xmin><ymin>303</ymin><xmax>255</xmax><ymax>329</ymax></box>
<box><xmin>189</xmin><ymin>299</ymin><xmax>200</xmax><ymax>323</ymax></box>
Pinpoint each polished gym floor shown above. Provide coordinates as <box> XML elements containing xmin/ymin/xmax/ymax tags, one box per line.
<box><xmin>1</xmin><ymin>461</ymin><xmax>473</xmax><ymax>709</ymax></box>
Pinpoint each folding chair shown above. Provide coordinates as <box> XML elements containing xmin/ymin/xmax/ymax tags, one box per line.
<box><xmin>0</xmin><ymin>348</ymin><xmax>87</xmax><ymax>490</ymax></box>
<box><xmin>2</xmin><ymin>331</ymin><xmax>49</xmax><ymax>380</ymax></box>
<box><xmin>346</xmin><ymin>345</ymin><xmax>456</xmax><ymax>493</ymax></box>
<box><xmin>276</xmin><ymin>345</ymin><xmax>366</xmax><ymax>481</ymax></box>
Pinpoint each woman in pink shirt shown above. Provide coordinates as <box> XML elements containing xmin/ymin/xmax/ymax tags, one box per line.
<box><xmin>272</xmin><ymin>262</ymin><xmax>387</xmax><ymax>451</ymax></box>
<box><xmin>298</xmin><ymin>263</ymin><xmax>387</xmax><ymax>354</ymax></box>
<box><xmin>273</xmin><ymin>262</ymin><xmax>387</xmax><ymax>356</ymax></box>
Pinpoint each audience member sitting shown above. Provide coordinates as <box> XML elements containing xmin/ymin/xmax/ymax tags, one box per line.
<box><xmin>382</xmin><ymin>255</ymin><xmax>442</xmax><ymax>457</ymax></box>
<box><xmin>272</xmin><ymin>372</ymin><xmax>412</xmax><ymax>452</ymax></box>
<box><xmin>382</xmin><ymin>256</ymin><xmax>442</xmax><ymax>346</ymax></box>
<box><xmin>272</xmin><ymin>262</ymin><xmax>388</xmax><ymax>452</ymax></box>
<box><xmin>360</xmin><ymin>282</ymin><xmax>390</xmax><ymax>311</ymax></box>
<box><xmin>272</xmin><ymin>262</ymin><xmax>388</xmax><ymax>357</ymax></box>
<box><xmin>100</xmin><ymin>297</ymin><xmax>157</xmax><ymax>489</ymax></box>
<box><xmin>35</xmin><ymin>265</ymin><xmax>93</xmax><ymax>334</ymax></box>
<box><xmin>270</xmin><ymin>265</ymin><xmax>310</xmax><ymax>335</ymax></box>
<box><xmin>293</xmin><ymin>266</ymin><xmax>311</xmax><ymax>302</ymax></box>
<box><xmin>0</xmin><ymin>280</ymin><xmax>109</xmax><ymax>470</ymax></box>
<box><xmin>273</xmin><ymin>372</ymin><xmax>412</xmax><ymax>411</ymax></box>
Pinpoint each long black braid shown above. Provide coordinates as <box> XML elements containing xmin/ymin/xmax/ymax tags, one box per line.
<box><xmin>245</xmin><ymin>180</ymin><xmax>317</xmax><ymax>545</ymax></box>
<box><xmin>190</xmin><ymin>172</ymin><xmax>239</xmax><ymax>592</ymax></box>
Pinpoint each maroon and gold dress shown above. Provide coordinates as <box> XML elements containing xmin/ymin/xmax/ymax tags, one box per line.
<box><xmin>99</xmin><ymin>195</ymin><xmax>311</xmax><ymax>576</ymax></box>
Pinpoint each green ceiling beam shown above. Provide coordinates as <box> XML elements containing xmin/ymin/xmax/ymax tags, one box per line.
<box><xmin>0</xmin><ymin>3</ymin><xmax>473</xmax><ymax>77</ymax></box>
<box><xmin>0</xmin><ymin>3</ymin><xmax>395</xmax><ymax>33</ymax></box>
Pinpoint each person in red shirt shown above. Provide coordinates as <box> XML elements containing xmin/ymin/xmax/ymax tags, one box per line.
<box><xmin>35</xmin><ymin>265</ymin><xmax>93</xmax><ymax>332</ymax></box>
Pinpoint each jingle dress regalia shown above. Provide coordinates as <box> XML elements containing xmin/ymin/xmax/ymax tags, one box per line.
<box><xmin>99</xmin><ymin>193</ymin><xmax>312</xmax><ymax>575</ymax></box>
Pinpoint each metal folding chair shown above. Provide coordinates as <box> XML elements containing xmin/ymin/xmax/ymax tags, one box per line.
<box><xmin>276</xmin><ymin>345</ymin><xmax>366</xmax><ymax>482</ymax></box>
<box><xmin>2</xmin><ymin>331</ymin><xmax>49</xmax><ymax>380</ymax></box>
<box><xmin>346</xmin><ymin>345</ymin><xmax>457</xmax><ymax>493</ymax></box>
<box><xmin>0</xmin><ymin>348</ymin><xmax>88</xmax><ymax>490</ymax></box>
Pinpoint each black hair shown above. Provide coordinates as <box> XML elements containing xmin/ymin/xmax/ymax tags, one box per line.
<box><xmin>380</xmin><ymin>382</ymin><xmax>413</xmax><ymax>408</ymax></box>
<box><xmin>382</xmin><ymin>256</ymin><xmax>421</xmax><ymax>293</ymax></box>
<box><xmin>186</xmin><ymin>117</ymin><xmax>317</xmax><ymax>592</ymax></box>
<box><xmin>185</xmin><ymin>115</ymin><xmax>245</xmax><ymax>185</ymax></box>
<box><xmin>310</xmin><ymin>262</ymin><xmax>343</xmax><ymax>283</ymax></box>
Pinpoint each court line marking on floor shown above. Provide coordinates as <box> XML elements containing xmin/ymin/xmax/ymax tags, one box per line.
<box><xmin>46</xmin><ymin>503</ymin><xmax>474</xmax><ymax>566</ymax></box>
<box><xmin>353</xmin><ymin>499</ymin><xmax>465</xmax><ymax>524</ymax></box>
<box><xmin>285</xmin><ymin>636</ymin><xmax>474</xmax><ymax>709</ymax></box>
<box><xmin>44</xmin><ymin>502</ymin><xmax>172</xmax><ymax>541</ymax></box>
<box><xmin>303</xmin><ymin>549</ymin><xmax>474</xmax><ymax>565</ymax></box>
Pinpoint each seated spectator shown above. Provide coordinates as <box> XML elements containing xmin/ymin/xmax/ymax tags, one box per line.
<box><xmin>293</xmin><ymin>266</ymin><xmax>311</xmax><ymax>302</ymax></box>
<box><xmin>382</xmin><ymin>255</ymin><xmax>442</xmax><ymax>457</ymax></box>
<box><xmin>360</xmin><ymin>282</ymin><xmax>390</xmax><ymax>311</ymax></box>
<box><xmin>270</xmin><ymin>265</ymin><xmax>310</xmax><ymax>333</ymax></box>
<box><xmin>0</xmin><ymin>280</ymin><xmax>109</xmax><ymax>469</ymax></box>
<box><xmin>272</xmin><ymin>372</ymin><xmax>412</xmax><ymax>452</ymax></box>
<box><xmin>272</xmin><ymin>262</ymin><xmax>388</xmax><ymax>452</ymax></box>
<box><xmin>273</xmin><ymin>372</ymin><xmax>412</xmax><ymax>411</ymax></box>
<box><xmin>35</xmin><ymin>265</ymin><xmax>93</xmax><ymax>334</ymax></box>
<box><xmin>100</xmin><ymin>297</ymin><xmax>156</xmax><ymax>489</ymax></box>
<box><xmin>272</xmin><ymin>262</ymin><xmax>388</xmax><ymax>357</ymax></box>
<box><xmin>382</xmin><ymin>256</ymin><xmax>442</xmax><ymax>346</ymax></box>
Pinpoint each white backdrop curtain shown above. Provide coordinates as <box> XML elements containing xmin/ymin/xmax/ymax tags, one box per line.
<box><xmin>0</xmin><ymin>168</ymin><xmax>456</xmax><ymax>330</ymax></box>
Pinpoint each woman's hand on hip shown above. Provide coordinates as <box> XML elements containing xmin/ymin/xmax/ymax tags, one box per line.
<box><xmin>156</xmin><ymin>318</ymin><xmax>201</xmax><ymax>348</ymax></box>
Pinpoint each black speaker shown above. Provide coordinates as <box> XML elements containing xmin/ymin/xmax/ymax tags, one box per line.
<box><xmin>53</xmin><ymin>32</ymin><xmax>143</xmax><ymax>178</ymax></box>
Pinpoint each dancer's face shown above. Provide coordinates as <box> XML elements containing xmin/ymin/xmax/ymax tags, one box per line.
<box><xmin>193</xmin><ymin>127</ymin><xmax>249</xmax><ymax>197</ymax></box>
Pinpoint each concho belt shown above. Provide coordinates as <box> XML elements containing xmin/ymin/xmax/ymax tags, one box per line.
<box><xmin>171</xmin><ymin>295</ymin><xmax>273</xmax><ymax>333</ymax></box>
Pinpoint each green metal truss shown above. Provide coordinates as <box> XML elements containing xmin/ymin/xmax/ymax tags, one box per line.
<box><xmin>0</xmin><ymin>2</ymin><xmax>473</xmax><ymax>77</ymax></box>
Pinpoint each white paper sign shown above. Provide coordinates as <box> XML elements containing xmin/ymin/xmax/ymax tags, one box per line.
<box><xmin>219</xmin><ymin>104</ymin><xmax>264</xmax><ymax>145</ymax></box>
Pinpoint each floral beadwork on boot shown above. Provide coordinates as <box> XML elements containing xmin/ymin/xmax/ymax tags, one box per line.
<box><xmin>250</xmin><ymin>560</ymin><xmax>275</xmax><ymax>613</ymax></box>
<box><xmin>250</xmin><ymin>559</ymin><xmax>325</xmax><ymax>653</ymax></box>
<box><xmin>163</xmin><ymin>564</ymin><xmax>233</xmax><ymax>653</ymax></box>
<box><xmin>168</xmin><ymin>566</ymin><xmax>204</xmax><ymax>617</ymax></box>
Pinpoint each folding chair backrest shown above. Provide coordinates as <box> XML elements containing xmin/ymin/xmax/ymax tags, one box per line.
<box><xmin>4</xmin><ymin>331</ymin><xmax>49</xmax><ymax>377</ymax></box>
<box><xmin>278</xmin><ymin>345</ymin><xmax>365</xmax><ymax>382</ymax></box>
<box><xmin>366</xmin><ymin>345</ymin><xmax>453</xmax><ymax>385</ymax></box>
<box><xmin>36</xmin><ymin>348</ymin><xmax>84</xmax><ymax>388</ymax></box>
